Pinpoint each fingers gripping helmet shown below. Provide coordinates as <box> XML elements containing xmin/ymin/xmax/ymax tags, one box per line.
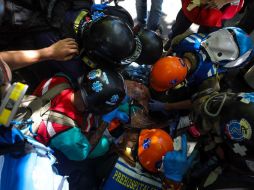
<box><xmin>134</xmin><ymin>29</ymin><xmax>163</xmax><ymax>65</ymax></box>
<box><xmin>79</xmin><ymin>68</ymin><xmax>126</xmax><ymax>115</ymax></box>
<box><xmin>81</xmin><ymin>15</ymin><xmax>136</xmax><ymax>66</ymax></box>
<box><xmin>150</xmin><ymin>56</ymin><xmax>188</xmax><ymax>92</ymax></box>
<box><xmin>138</xmin><ymin>129</ymin><xmax>174</xmax><ymax>173</ymax></box>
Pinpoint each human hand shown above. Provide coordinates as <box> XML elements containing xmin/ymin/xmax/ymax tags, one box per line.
<box><xmin>163</xmin><ymin>134</ymin><xmax>198</xmax><ymax>182</ymax></box>
<box><xmin>148</xmin><ymin>99</ymin><xmax>166</xmax><ymax>112</ymax></box>
<box><xmin>102</xmin><ymin>108</ymin><xmax>129</xmax><ymax>124</ymax></box>
<box><xmin>48</xmin><ymin>38</ymin><xmax>79</xmax><ymax>61</ymax></box>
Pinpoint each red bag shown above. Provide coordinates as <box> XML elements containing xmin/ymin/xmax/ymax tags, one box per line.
<box><xmin>182</xmin><ymin>0</ymin><xmax>244</xmax><ymax>27</ymax></box>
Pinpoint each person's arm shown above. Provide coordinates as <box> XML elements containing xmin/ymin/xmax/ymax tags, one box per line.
<box><xmin>165</xmin><ymin>99</ymin><xmax>192</xmax><ymax>111</ymax></box>
<box><xmin>0</xmin><ymin>38</ymin><xmax>79</xmax><ymax>70</ymax></box>
<box><xmin>149</xmin><ymin>99</ymin><xmax>192</xmax><ymax>113</ymax></box>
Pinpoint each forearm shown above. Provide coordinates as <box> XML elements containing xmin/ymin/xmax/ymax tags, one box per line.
<box><xmin>165</xmin><ymin>100</ymin><xmax>192</xmax><ymax>111</ymax></box>
<box><xmin>0</xmin><ymin>47</ymin><xmax>53</xmax><ymax>70</ymax></box>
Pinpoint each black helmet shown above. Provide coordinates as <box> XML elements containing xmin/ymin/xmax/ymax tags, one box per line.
<box><xmin>134</xmin><ymin>29</ymin><xmax>163</xmax><ymax>65</ymax></box>
<box><xmin>81</xmin><ymin>15</ymin><xmax>136</xmax><ymax>66</ymax></box>
<box><xmin>205</xmin><ymin>92</ymin><xmax>254</xmax><ymax>173</ymax></box>
<box><xmin>79</xmin><ymin>68</ymin><xmax>126</xmax><ymax>115</ymax></box>
<box><xmin>102</xmin><ymin>5</ymin><xmax>134</xmax><ymax>28</ymax></box>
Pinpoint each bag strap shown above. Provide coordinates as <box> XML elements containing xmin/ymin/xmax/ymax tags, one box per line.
<box><xmin>44</xmin><ymin>111</ymin><xmax>77</xmax><ymax>128</ymax></box>
<box><xmin>28</xmin><ymin>82</ymin><xmax>71</xmax><ymax>114</ymax></box>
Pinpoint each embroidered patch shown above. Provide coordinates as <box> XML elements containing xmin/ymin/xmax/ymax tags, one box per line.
<box><xmin>87</xmin><ymin>69</ymin><xmax>102</xmax><ymax>80</ymax></box>
<box><xmin>225</xmin><ymin>119</ymin><xmax>252</xmax><ymax>141</ymax></box>
<box><xmin>92</xmin><ymin>81</ymin><xmax>103</xmax><ymax>92</ymax></box>
<box><xmin>143</xmin><ymin>138</ymin><xmax>151</xmax><ymax>149</ymax></box>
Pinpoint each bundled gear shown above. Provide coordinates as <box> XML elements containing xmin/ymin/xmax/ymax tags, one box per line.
<box><xmin>79</xmin><ymin>68</ymin><xmax>126</xmax><ymax>115</ymax></box>
<box><xmin>182</xmin><ymin>0</ymin><xmax>244</xmax><ymax>27</ymax></box>
<box><xmin>150</xmin><ymin>56</ymin><xmax>188</xmax><ymax>92</ymax></box>
<box><xmin>80</xmin><ymin>15</ymin><xmax>136</xmax><ymax>66</ymax></box>
<box><xmin>138</xmin><ymin>129</ymin><xmax>174</xmax><ymax>173</ymax></box>
<box><xmin>134</xmin><ymin>29</ymin><xmax>163</xmax><ymax>65</ymax></box>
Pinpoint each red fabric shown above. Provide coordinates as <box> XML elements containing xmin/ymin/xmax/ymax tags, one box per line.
<box><xmin>182</xmin><ymin>0</ymin><xmax>244</xmax><ymax>27</ymax></box>
<box><xmin>33</xmin><ymin>76</ymin><xmax>94</xmax><ymax>144</ymax></box>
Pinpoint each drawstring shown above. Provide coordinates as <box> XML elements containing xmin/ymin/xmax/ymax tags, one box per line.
<box><xmin>11</xmin><ymin>119</ymin><xmax>37</xmax><ymax>137</ymax></box>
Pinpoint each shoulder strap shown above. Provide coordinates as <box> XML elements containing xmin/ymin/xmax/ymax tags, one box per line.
<box><xmin>44</xmin><ymin>111</ymin><xmax>77</xmax><ymax>128</ymax></box>
<box><xmin>28</xmin><ymin>82</ymin><xmax>71</xmax><ymax>114</ymax></box>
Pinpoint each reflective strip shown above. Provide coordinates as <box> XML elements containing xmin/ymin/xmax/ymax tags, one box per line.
<box><xmin>185</xmin><ymin>36</ymin><xmax>195</xmax><ymax>43</ymax></box>
<box><xmin>42</xmin><ymin>79</ymin><xmax>52</xmax><ymax>95</ymax></box>
<box><xmin>45</xmin><ymin>120</ymin><xmax>56</xmax><ymax>137</ymax></box>
<box><xmin>190</xmin><ymin>34</ymin><xmax>202</xmax><ymax>43</ymax></box>
<box><xmin>74</xmin><ymin>10</ymin><xmax>88</xmax><ymax>34</ymax></box>
<box><xmin>115</xmin><ymin>163</ymin><xmax>161</xmax><ymax>188</ymax></box>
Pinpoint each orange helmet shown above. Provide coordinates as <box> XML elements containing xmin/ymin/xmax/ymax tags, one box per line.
<box><xmin>138</xmin><ymin>129</ymin><xmax>174</xmax><ymax>173</ymax></box>
<box><xmin>150</xmin><ymin>56</ymin><xmax>188</xmax><ymax>92</ymax></box>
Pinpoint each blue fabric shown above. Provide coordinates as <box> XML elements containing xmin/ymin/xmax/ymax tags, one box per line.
<box><xmin>50</xmin><ymin>127</ymin><xmax>91</xmax><ymax>161</ymax></box>
<box><xmin>0</xmin><ymin>127</ymin><xmax>24</xmax><ymax>145</ymax></box>
<box><xmin>136</xmin><ymin>0</ymin><xmax>163</xmax><ymax>31</ymax></box>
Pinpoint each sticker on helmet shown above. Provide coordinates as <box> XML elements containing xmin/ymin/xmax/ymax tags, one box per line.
<box><xmin>225</xmin><ymin>119</ymin><xmax>252</xmax><ymax>141</ymax></box>
<box><xmin>239</xmin><ymin>93</ymin><xmax>254</xmax><ymax>104</ymax></box>
<box><xmin>232</xmin><ymin>143</ymin><xmax>247</xmax><ymax>156</ymax></box>
<box><xmin>170</xmin><ymin>79</ymin><xmax>178</xmax><ymax>86</ymax></box>
<box><xmin>92</xmin><ymin>81</ymin><xmax>103</xmax><ymax>92</ymax></box>
<box><xmin>102</xmin><ymin>72</ymin><xmax>109</xmax><ymax>85</ymax></box>
<box><xmin>105</xmin><ymin>94</ymin><xmax>119</xmax><ymax>105</ymax></box>
<box><xmin>88</xmin><ymin>69</ymin><xmax>102</xmax><ymax>80</ymax></box>
<box><xmin>143</xmin><ymin>138</ymin><xmax>151</xmax><ymax>149</ymax></box>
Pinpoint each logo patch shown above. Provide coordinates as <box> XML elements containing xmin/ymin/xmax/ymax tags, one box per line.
<box><xmin>170</xmin><ymin>79</ymin><xmax>178</xmax><ymax>86</ymax></box>
<box><xmin>87</xmin><ymin>69</ymin><xmax>102</xmax><ymax>80</ymax></box>
<box><xmin>225</xmin><ymin>119</ymin><xmax>252</xmax><ymax>141</ymax></box>
<box><xmin>92</xmin><ymin>81</ymin><xmax>103</xmax><ymax>93</ymax></box>
<box><xmin>143</xmin><ymin>138</ymin><xmax>151</xmax><ymax>149</ymax></box>
<box><xmin>105</xmin><ymin>94</ymin><xmax>119</xmax><ymax>105</ymax></box>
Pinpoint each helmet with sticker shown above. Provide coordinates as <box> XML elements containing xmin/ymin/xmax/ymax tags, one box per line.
<box><xmin>138</xmin><ymin>129</ymin><xmax>174</xmax><ymax>173</ymax></box>
<box><xmin>79</xmin><ymin>68</ymin><xmax>126</xmax><ymax>115</ymax></box>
